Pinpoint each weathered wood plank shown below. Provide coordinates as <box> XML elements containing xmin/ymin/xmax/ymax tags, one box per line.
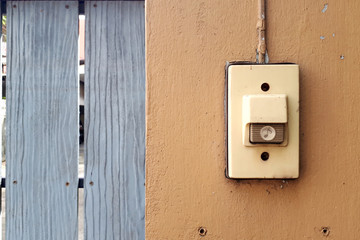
<box><xmin>0</xmin><ymin>3</ymin><xmax>2</xmax><ymax>240</ymax></box>
<box><xmin>84</xmin><ymin>1</ymin><xmax>145</xmax><ymax>239</ymax></box>
<box><xmin>6</xmin><ymin>2</ymin><xmax>78</xmax><ymax>240</ymax></box>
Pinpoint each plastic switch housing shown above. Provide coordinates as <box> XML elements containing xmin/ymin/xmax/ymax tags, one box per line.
<box><xmin>227</xmin><ymin>64</ymin><xmax>299</xmax><ymax>179</ymax></box>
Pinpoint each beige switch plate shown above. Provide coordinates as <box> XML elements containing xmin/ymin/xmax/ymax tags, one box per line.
<box><xmin>226</xmin><ymin>63</ymin><xmax>299</xmax><ymax>179</ymax></box>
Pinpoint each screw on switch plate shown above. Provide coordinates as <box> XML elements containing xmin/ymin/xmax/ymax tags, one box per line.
<box><xmin>249</xmin><ymin>123</ymin><xmax>284</xmax><ymax>144</ymax></box>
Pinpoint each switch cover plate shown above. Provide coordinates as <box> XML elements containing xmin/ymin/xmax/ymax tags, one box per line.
<box><xmin>226</xmin><ymin>63</ymin><xmax>299</xmax><ymax>179</ymax></box>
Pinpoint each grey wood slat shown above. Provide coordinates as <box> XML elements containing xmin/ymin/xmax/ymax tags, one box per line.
<box><xmin>6</xmin><ymin>2</ymin><xmax>78</xmax><ymax>240</ymax></box>
<box><xmin>0</xmin><ymin>3</ymin><xmax>2</xmax><ymax>240</ymax></box>
<box><xmin>84</xmin><ymin>1</ymin><xmax>145</xmax><ymax>240</ymax></box>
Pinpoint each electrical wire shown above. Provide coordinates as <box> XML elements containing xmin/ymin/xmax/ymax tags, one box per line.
<box><xmin>257</xmin><ymin>0</ymin><xmax>266</xmax><ymax>63</ymax></box>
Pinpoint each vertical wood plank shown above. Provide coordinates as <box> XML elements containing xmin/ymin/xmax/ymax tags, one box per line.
<box><xmin>6</xmin><ymin>2</ymin><xmax>78</xmax><ymax>240</ymax></box>
<box><xmin>85</xmin><ymin>1</ymin><xmax>145</xmax><ymax>239</ymax></box>
<box><xmin>0</xmin><ymin>3</ymin><xmax>2</xmax><ymax>240</ymax></box>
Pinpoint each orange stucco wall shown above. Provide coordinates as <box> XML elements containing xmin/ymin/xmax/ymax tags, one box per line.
<box><xmin>146</xmin><ymin>0</ymin><xmax>360</xmax><ymax>239</ymax></box>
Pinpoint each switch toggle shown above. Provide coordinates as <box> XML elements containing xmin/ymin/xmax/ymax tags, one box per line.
<box><xmin>250</xmin><ymin>123</ymin><xmax>285</xmax><ymax>144</ymax></box>
<box><xmin>242</xmin><ymin>94</ymin><xmax>287</xmax><ymax>146</ymax></box>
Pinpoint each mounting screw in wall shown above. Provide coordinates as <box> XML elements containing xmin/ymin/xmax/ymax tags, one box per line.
<box><xmin>198</xmin><ymin>227</ymin><xmax>207</xmax><ymax>237</ymax></box>
<box><xmin>321</xmin><ymin>227</ymin><xmax>330</xmax><ymax>237</ymax></box>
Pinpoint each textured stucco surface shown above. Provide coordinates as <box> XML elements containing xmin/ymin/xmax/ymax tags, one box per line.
<box><xmin>146</xmin><ymin>0</ymin><xmax>360</xmax><ymax>239</ymax></box>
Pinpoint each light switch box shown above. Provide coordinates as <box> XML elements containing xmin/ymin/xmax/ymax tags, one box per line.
<box><xmin>226</xmin><ymin>63</ymin><xmax>299</xmax><ymax>179</ymax></box>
